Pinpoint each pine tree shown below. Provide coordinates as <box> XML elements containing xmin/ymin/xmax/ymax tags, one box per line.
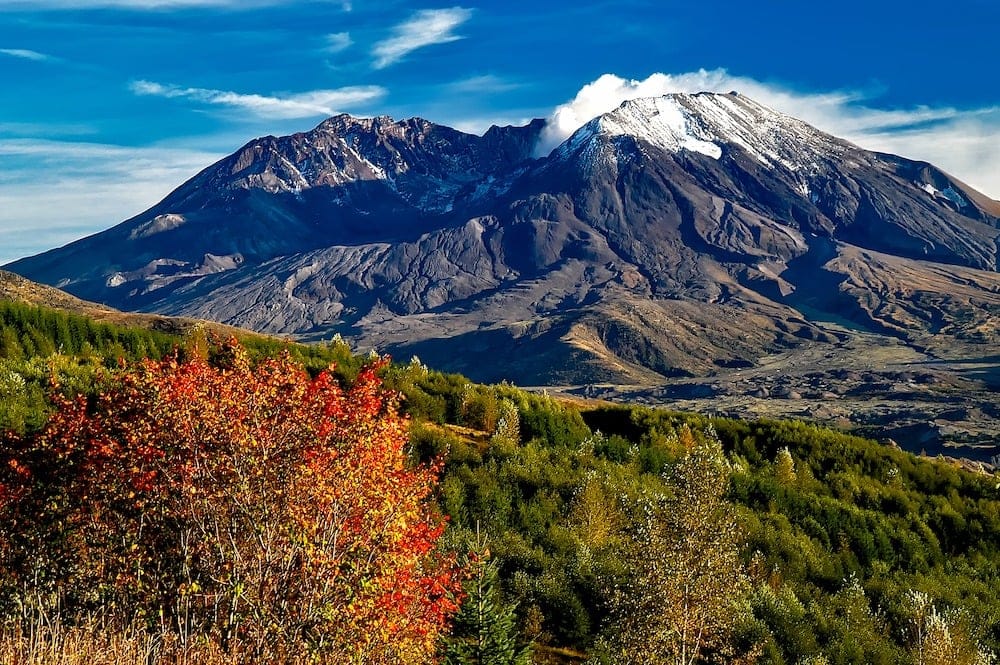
<box><xmin>445</xmin><ymin>551</ymin><xmax>532</xmax><ymax>665</ymax></box>
<box><xmin>0</xmin><ymin>327</ymin><xmax>23</xmax><ymax>360</ymax></box>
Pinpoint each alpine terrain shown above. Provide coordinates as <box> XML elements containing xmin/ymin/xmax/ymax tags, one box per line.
<box><xmin>8</xmin><ymin>92</ymin><xmax>1000</xmax><ymax>457</ymax></box>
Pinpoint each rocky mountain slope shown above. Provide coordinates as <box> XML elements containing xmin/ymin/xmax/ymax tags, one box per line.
<box><xmin>8</xmin><ymin>93</ymin><xmax>1000</xmax><ymax>391</ymax></box>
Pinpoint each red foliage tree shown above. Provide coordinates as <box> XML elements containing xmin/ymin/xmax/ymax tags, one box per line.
<box><xmin>2</xmin><ymin>340</ymin><xmax>461</xmax><ymax>663</ymax></box>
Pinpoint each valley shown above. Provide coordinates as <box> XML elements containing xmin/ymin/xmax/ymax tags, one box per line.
<box><xmin>550</xmin><ymin>327</ymin><xmax>1000</xmax><ymax>464</ymax></box>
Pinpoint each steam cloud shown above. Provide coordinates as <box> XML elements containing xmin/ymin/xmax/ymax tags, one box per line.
<box><xmin>538</xmin><ymin>70</ymin><xmax>1000</xmax><ymax>199</ymax></box>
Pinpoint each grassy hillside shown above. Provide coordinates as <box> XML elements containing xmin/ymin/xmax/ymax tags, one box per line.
<box><xmin>397</xmin><ymin>379</ymin><xmax>1000</xmax><ymax>663</ymax></box>
<box><xmin>0</xmin><ymin>294</ymin><xmax>997</xmax><ymax>663</ymax></box>
<box><xmin>0</xmin><ymin>297</ymin><xmax>362</xmax><ymax>433</ymax></box>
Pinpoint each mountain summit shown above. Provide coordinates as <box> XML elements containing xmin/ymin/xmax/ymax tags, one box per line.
<box><xmin>558</xmin><ymin>92</ymin><xmax>842</xmax><ymax>164</ymax></box>
<box><xmin>8</xmin><ymin>93</ymin><xmax>1000</xmax><ymax>384</ymax></box>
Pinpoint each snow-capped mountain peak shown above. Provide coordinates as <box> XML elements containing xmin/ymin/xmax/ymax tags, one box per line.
<box><xmin>200</xmin><ymin>113</ymin><xmax>543</xmax><ymax>212</ymax></box>
<box><xmin>590</xmin><ymin>94</ymin><xmax>724</xmax><ymax>159</ymax></box>
<box><xmin>560</xmin><ymin>92</ymin><xmax>852</xmax><ymax>171</ymax></box>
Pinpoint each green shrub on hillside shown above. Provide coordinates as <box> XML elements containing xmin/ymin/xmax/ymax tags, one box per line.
<box><xmin>2</xmin><ymin>298</ymin><xmax>998</xmax><ymax>663</ymax></box>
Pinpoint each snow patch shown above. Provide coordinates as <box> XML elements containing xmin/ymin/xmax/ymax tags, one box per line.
<box><xmin>593</xmin><ymin>96</ymin><xmax>723</xmax><ymax>159</ymax></box>
<box><xmin>129</xmin><ymin>213</ymin><xmax>186</xmax><ymax>240</ymax></box>
<box><xmin>918</xmin><ymin>182</ymin><xmax>968</xmax><ymax>208</ymax></box>
<box><xmin>276</xmin><ymin>155</ymin><xmax>309</xmax><ymax>193</ymax></box>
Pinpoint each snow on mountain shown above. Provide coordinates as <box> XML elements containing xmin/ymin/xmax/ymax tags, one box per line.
<box><xmin>559</xmin><ymin>92</ymin><xmax>857</xmax><ymax>172</ymax></box>
<box><xmin>565</xmin><ymin>95</ymin><xmax>723</xmax><ymax>160</ymax></box>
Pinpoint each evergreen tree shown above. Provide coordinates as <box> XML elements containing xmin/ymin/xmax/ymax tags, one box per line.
<box><xmin>445</xmin><ymin>547</ymin><xmax>532</xmax><ymax>665</ymax></box>
<box><xmin>0</xmin><ymin>327</ymin><xmax>23</xmax><ymax>360</ymax></box>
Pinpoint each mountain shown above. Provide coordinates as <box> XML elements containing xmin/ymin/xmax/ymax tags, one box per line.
<box><xmin>8</xmin><ymin>93</ymin><xmax>1000</xmax><ymax>390</ymax></box>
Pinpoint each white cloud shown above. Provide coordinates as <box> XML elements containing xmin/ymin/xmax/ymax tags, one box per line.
<box><xmin>130</xmin><ymin>80</ymin><xmax>386</xmax><ymax>120</ymax></box>
<box><xmin>538</xmin><ymin>70</ymin><xmax>1000</xmax><ymax>199</ymax></box>
<box><xmin>0</xmin><ymin>121</ymin><xmax>95</xmax><ymax>136</ymax></box>
<box><xmin>0</xmin><ymin>139</ymin><xmax>222</xmax><ymax>265</ymax></box>
<box><xmin>324</xmin><ymin>31</ymin><xmax>352</xmax><ymax>53</ymax></box>
<box><xmin>446</xmin><ymin>74</ymin><xmax>521</xmax><ymax>95</ymax></box>
<box><xmin>0</xmin><ymin>48</ymin><xmax>52</xmax><ymax>61</ymax></box>
<box><xmin>0</xmin><ymin>0</ymin><xmax>283</xmax><ymax>8</ymax></box>
<box><xmin>372</xmin><ymin>7</ymin><xmax>471</xmax><ymax>69</ymax></box>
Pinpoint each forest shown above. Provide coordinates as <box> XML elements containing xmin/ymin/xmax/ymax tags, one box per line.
<box><xmin>0</xmin><ymin>299</ymin><xmax>997</xmax><ymax>664</ymax></box>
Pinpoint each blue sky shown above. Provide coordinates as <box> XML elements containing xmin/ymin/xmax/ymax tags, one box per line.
<box><xmin>1</xmin><ymin>0</ymin><xmax>998</xmax><ymax>264</ymax></box>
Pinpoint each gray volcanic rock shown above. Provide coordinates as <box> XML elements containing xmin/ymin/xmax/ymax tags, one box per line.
<box><xmin>8</xmin><ymin>92</ymin><xmax>1000</xmax><ymax>385</ymax></box>
<box><xmin>10</xmin><ymin>116</ymin><xmax>544</xmax><ymax>307</ymax></box>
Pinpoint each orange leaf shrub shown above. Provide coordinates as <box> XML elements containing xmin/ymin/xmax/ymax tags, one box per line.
<box><xmin>0</xmin><ymin>340</ymin><xmax>461</xmax><ymax>663</ymax></box>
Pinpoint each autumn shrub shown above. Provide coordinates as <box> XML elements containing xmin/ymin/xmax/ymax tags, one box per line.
<box><xmin>0</xmin><ymin>339</ymin><xmax>462</xmax><ymax>663</ymax></box>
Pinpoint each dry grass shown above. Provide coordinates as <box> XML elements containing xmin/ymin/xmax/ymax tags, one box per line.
<box><xmin>531</xmin><ymin>644</ymin><xmax>587</xmax><ymax>664</ymax></box>
<box><xmin>0</xmin><ymin>620</ymin><xmax>324</xmax><ymax>665</ymax></box>
<box><xmin>0</xmin><ymin>621</ymin><xmax>160</xmax><ymax>665</ymax></box>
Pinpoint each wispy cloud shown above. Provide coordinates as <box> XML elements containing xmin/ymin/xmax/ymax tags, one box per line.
<box><xmin>324</xmin><ymin>31</ymin><xmax>352</xmax><ymax>54</ymax></box>
<box><xmin>538</xmin><ymin>70</ymin><xmax>1000</xmax><ymax>199</ymax></box>
<box><xmin>0</xmin><ymin>0</ymin><xmax>294</xmax><ymax>9</ymax></box>
<box><xmin>372</xmin><ymin>7</ymin><xmax>471</xmax><ymax>69</ymax></box>
<box><xmin>130</xmin><ymin>80</ymin><xmax>386</xmax><ymax>120</ymax></box>
<box><xmin>0</xmin><ymin>121</ymin><xmax>95</xmax><ymax>136</ymax></box>
<box><xmin>0</xmin><ymin>138</ymin><xmax>221</xmax><ymax>265</ymax></box>
<box><xmin>0</xmin><ymin>48</ymin><xmax>53</xmax><ymax>61</ymax></box>
<box><xmin>446</xmin><ymin>74</ymin><xmax>521</xmax><ymax>95</ymax></box>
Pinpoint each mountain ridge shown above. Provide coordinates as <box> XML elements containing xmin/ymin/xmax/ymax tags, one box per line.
<box><xmin>7</xmin><ymin>92</ymin><xmax>1000</xmax><ymax>388</ymax></box>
